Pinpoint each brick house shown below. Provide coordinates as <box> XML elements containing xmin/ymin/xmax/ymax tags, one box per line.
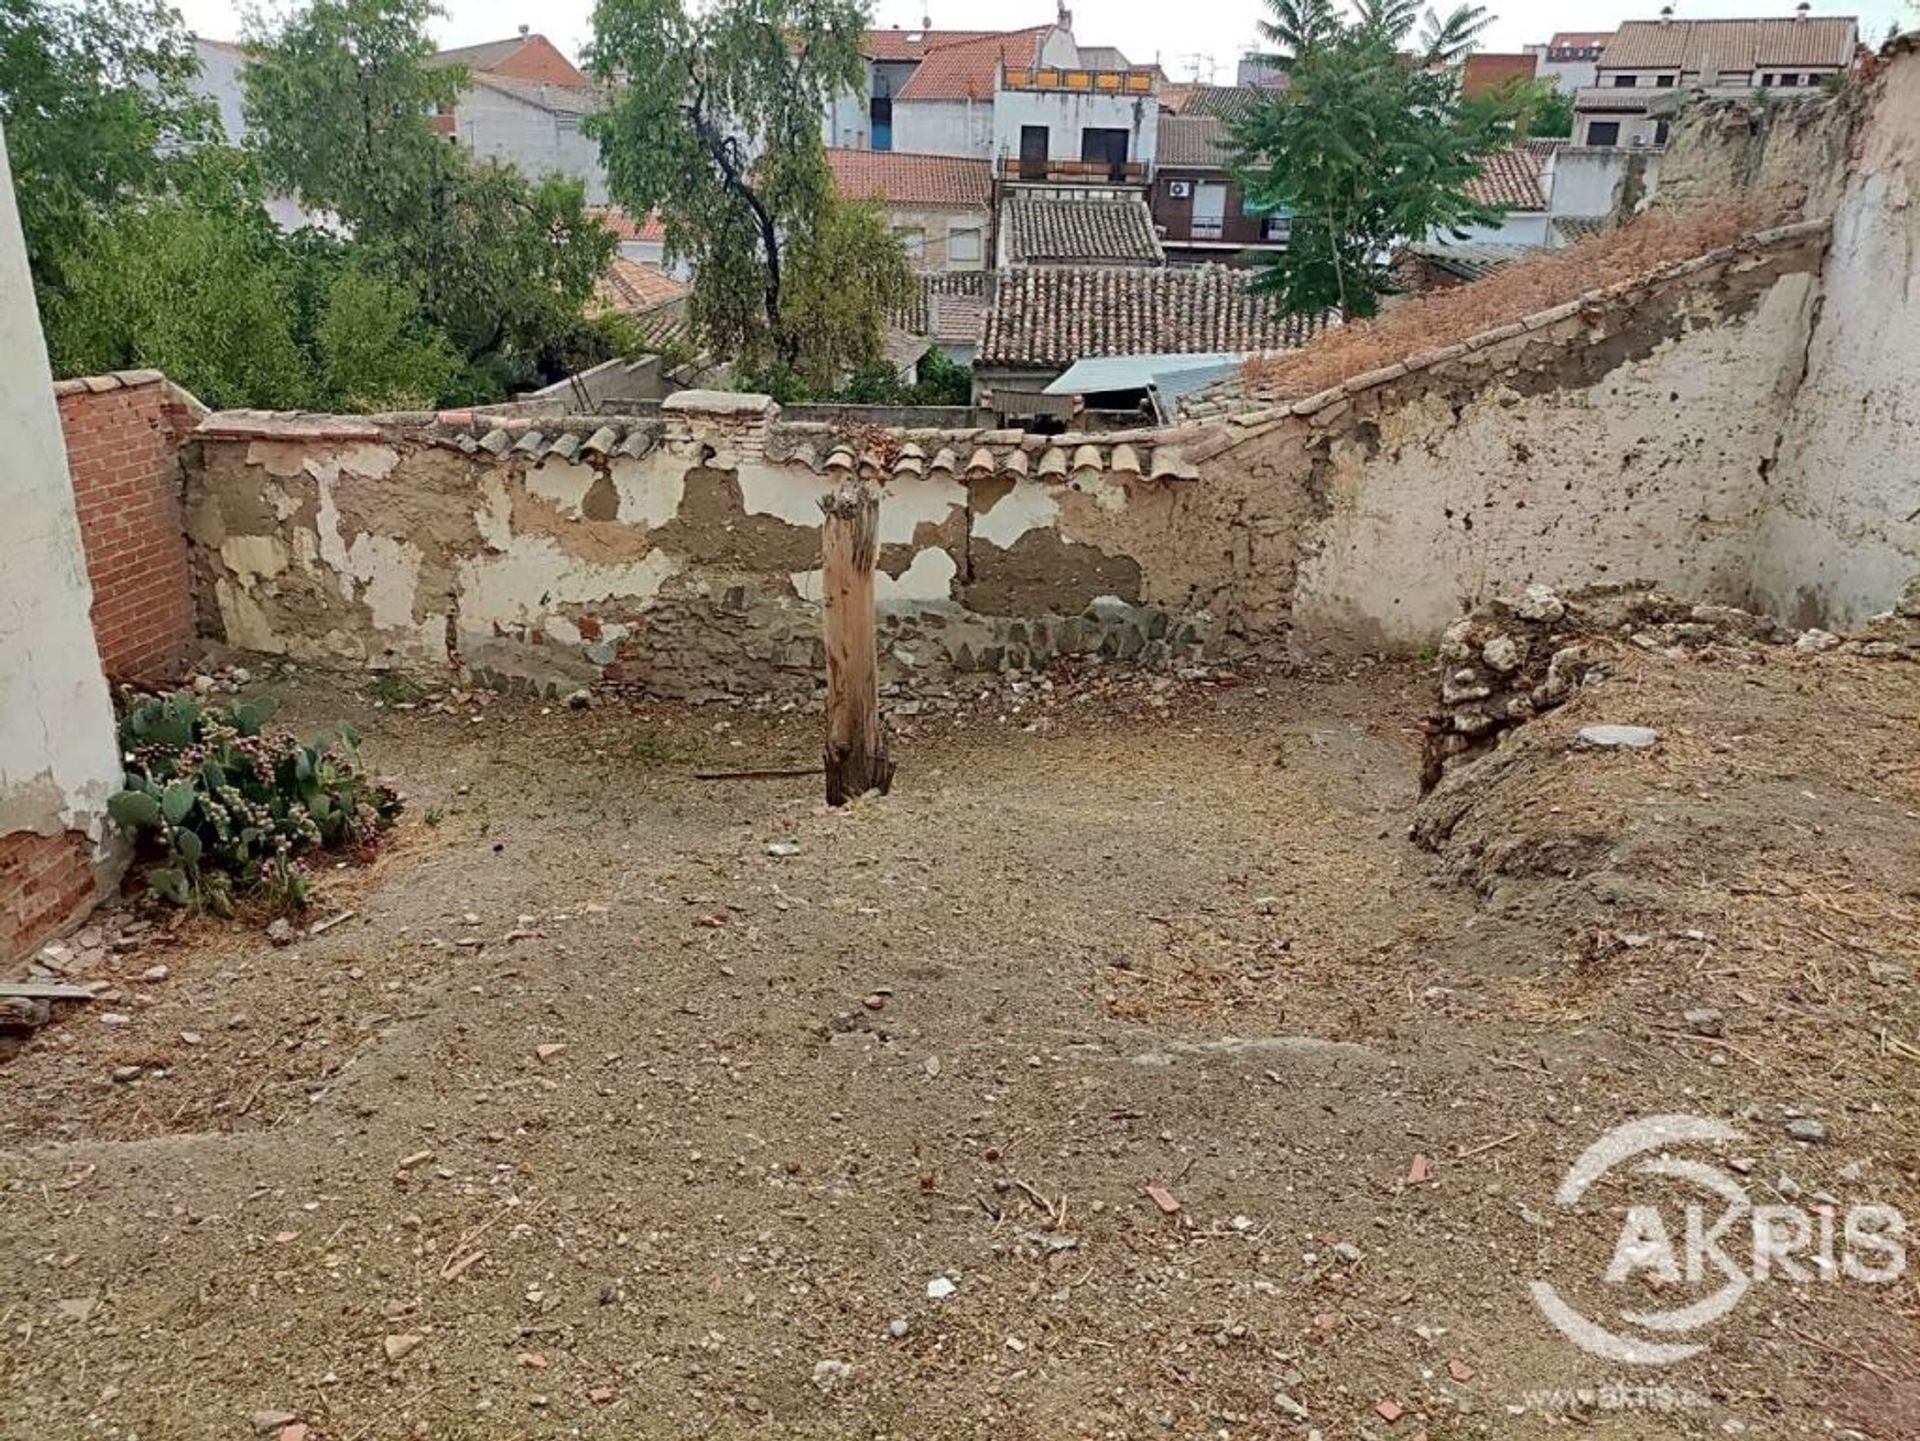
<box><xmin>428</xmin><ymin>31</ymin><xmax>610</xmax><ymax>202</ymax></box>
<box><xmin>1149</xmin><ymin>87</ymin><xmax>1289</xmax><ymax>266</ymax></box>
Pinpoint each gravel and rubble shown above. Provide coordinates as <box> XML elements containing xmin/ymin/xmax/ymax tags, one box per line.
<box><xmin>2</xmin><ymin>628</ymin><xmax>1915</xmax><ymax>1441</ymax></box>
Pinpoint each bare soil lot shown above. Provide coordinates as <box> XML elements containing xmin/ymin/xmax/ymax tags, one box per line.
<box><xmin>2</xmin><ymin>649</ymin><xmax>1916</xmax><ymax>1440</ymax></box>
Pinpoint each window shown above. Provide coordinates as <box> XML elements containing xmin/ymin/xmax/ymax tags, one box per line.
<box><xmin>1655</xmin><ymin>73</ymin><xmax>1675</xmax><ymax>87</ymax></box>
<box><xmin>1761</xmin><ymin>72</ymin><xmax>1777</xmax><ymax>86</ymax></box>
<box><xmin>1080</xmin><ymin>127</ymin><xmax>1130</xmax><ymax>182</ymax></box>
<box><xmin>1019</xmin><ymin>124</ymin><xmax>1049</xmax><ymax>180</ymax></box>
<box><xmin>1261</xmin><ymin>214</ymin><xmax>1291</xmax><ymax>243</ymax></box>
<box><xmin>870</xmin><ymin>95</ymin><xmax>893</xmax><ymax>151</ymax></box>
<box><xmin>1780</xmin><ymin>72</ymin><xmax>1803</xmax><ymax>87</ymax></box>
<box><xmin>1586</xmin><ymin>120</ymin><xmax>1621</xmax><ymax>146</ymax></box>
<box><xmin>893</xmin><ymin>227</ymin><xmax>925</xmax><ymax>262</ymax></box>
<box><xmin>947</xmin><ymin>224</ymin><xmax>982</xmax><ymax>265</ymax></box>
<box><xmin>1611</xmin><ymin>73</ymin><xmax>1636</xmax><ymax>87</ymax></box>
<box><xmin>1653</xmin><ymin>120</ymin><xmax>1671</xmax><ymax>145</ymax></box>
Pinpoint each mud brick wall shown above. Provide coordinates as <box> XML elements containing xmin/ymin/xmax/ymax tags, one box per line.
<box><xmin>56</xmin><ymin>371</ymin><xmax>200</xmax><ymax>686</ymax></box>
<box><xmin>179</xmin><ymin>226</ymin><xmax>1842</xmax><ymax>697</ymax></box>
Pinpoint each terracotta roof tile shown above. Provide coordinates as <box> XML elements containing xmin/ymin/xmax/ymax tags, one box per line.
<box><xmin>980</xmin><ymin>265</ymin><xmax>1332</xmax><ymax>368</ymax></box>
<box><xmin>595</xmin><ymin>258</ymin><xmax>689</xmax><ymax>315</ymax></box>
<box><xmin>1598</xmin><ymin>16</ymin><xmax>1857</xmax><ymax>71</ymax></box>
<box><xmin>1157</xmin><ymin>114</ymin><xmax>1229</xmax><ymax>168</ymax></box>
<box><xmin>591</xmin><ymin>206</ymin><xmax>666</xmax><ymax>243</ymax></box>
<box><xmin>1005</xmin><ymin>196</ymin><xmax>1165</xmax><ymax>265</ymax></box>
<box><xmin>863</xmin><ymin>27</ymin><xmax>1009</xmax><ymax>61</ymax></box>
<box><xmin>894</xmin><ymin>271</ymin><xmax>992</xmax><ymax>344</ymax></box>
<box><xmin>895</xmin><ymin>27</ymin><xmax>1049</xmax><ymax>101</ymax></box>
<box><xmin>825</xmin><ymin>149</ymin><xmax>992</xmax><ymax>208</ymax></box>
<box><xmin>1466</xmin><ymin>140</ymin><xmax>1560</xmax><ymax>212</ymax></box>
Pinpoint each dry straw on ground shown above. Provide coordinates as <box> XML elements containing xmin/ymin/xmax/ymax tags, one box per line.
<box><xmin>1238</xmin><ymin>198</ymin><xmax>1798</xmax><ymax>405</ymax></box>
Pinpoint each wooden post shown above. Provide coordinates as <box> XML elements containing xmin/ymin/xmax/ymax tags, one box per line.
<box><xmin>819</xmin><ymin>478</ymin><xmax>894</xmax><ymax>806</ymax></box>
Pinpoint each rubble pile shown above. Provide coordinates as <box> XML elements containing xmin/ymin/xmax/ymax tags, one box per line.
<box><xmin>1419</xmin><ymin>578</ymin><xmax>1920</xmax><ymax>791</ymax></box>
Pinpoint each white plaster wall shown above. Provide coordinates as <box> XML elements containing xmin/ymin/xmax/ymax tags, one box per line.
<box><xmin>0</xmin><ymin>129</ymin><xmax>124</xmax><ymax>847</ymax></box>
<box><xmin>456</xmin><ymin>84</ymin><xmax>608</xmax><ymax>202</ymax></box>
<box><xmin>1753</xmin><ymin>59</ymin><xmax>1920</xmax><ymax>627</ymax></box>
<box><xmin>991</xmin><ymin>89</ymin><xmax>1158</xmax><ymax>168</ymax></box>
<box><xmin>892</xmin><ymin>99</ymin><xmax>993</xmax><ymax>158</ymax></box>
<box><xmin>1549</xmin><ymin>146</ymin><xmax>1660</xmax><ymax>218</ymax></box>
<box><xmin>1290</xmin><ymin>268</ymin><xmax>1819</xmax><ymax>649</ymax></box>
<box><xmin>1454</xmin><ymin>212</ymin><xmax>1552</xmax><ymax>247</ymax></box>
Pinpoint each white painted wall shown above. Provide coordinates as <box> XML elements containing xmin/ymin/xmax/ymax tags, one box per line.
<box><xmin>0</xmin><ymin>127</ymin><xmax>125</xmax><ymax>858</ymax></box>
<box><xmin>991</xmin><ymin>88</ymin><xmax>1158</xmax><ymax>169</ymax></box>
<box><xmin>1754</xmin><ymin>59</ymin><xmax>1920</xmax><ymax>627</ymax></box>
<box><xmin>892</xmin><ymin>99</ymin><xmax>994</xmax><ymax>158</ymax></box>
<box><xmin>455</xmin><ymin>84</ymin><xmax>608</xmax><ymax>202</ymax></box>
<box><xmin>1548</xmin><ymin>146</ymin><xmax>1660</xmax><ymax>219</ymax></box>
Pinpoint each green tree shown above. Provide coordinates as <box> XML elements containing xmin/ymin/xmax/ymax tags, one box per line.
<box><xmin>244</xmin><ymin>0</ymin><xmax>616</xmax><ymax>395</ymax></box>
<box><xmin>46</xmin><ymin>195</ymin><xmax>313</xmax><ymax>408</ymax></box>
<box><xmin>1506</xmin><ymin>77</ymin><xmax>1574</xmax><ymax>138</ymax></box>
<box><xmin>585</xmin><ymin>0</ymin><xmax>871</xmax><ymax>376</ymax></box>
<box><xmin>1235</xmin><ymin>0</ymin><xmax>1522</xmax><ymax>318</ymax></box>
<box><xmin>764</xmin><ymin>197</ymin><xmax>913</xmax><ymax>397</ymax></box>
<box><xmin>313</xmin><ymin>262</ymin><xmax>463</xmax><ymax>410</ymax></box>
<box><xmin>0</xmin><ymin>0</ymin><xmax>213</xmax><ymax>292</ymax></box>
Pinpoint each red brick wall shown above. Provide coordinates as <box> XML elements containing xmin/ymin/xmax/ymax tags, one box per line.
<box><xmin>0</xmin><ymin>830</ymin><xmax>97</xmax><ymax>962</ymax></box>
<box><xmin>56</xmin><ymin>372</ymin><xmax>198</xmax><ymax>687</ymax></box>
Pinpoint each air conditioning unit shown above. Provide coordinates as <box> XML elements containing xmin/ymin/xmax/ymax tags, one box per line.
<box><xmin>1168</xmin><ymin>180</ymin><xmax>1192</xmax><ymax>198</ymax></box>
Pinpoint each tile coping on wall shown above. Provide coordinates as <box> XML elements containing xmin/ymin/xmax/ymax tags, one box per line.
<box><xmin>188</xmin><ymin>217</ymin><xmax>1832</xmax><ymax>481</ymax></box>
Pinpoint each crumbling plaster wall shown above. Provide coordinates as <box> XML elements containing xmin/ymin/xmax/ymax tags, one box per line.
<box><xmin>1274</xmin><ymin>236</ymin><xmax>1824</xmax><ymax>649</ymax></box>
<box><xmin>184</xmin><ymin>228</ymin><xmax>1834</xmax><ymax>690</ymax></box>
<box><xmin>1753</xmin><ymin>45</ymin><xmax>1920</xmax><ymax>627</ymax></box>
<box><xmin>0</xmin><ymin>126</ymin><xmax>126</xmax><ymax>956</ymax></box>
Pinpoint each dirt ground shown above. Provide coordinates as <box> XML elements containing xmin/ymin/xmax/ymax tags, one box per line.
<box><xmin>1</xmin><ymin>646</ymin><xmax>1916</xmax><ymax>1441</ymax></box>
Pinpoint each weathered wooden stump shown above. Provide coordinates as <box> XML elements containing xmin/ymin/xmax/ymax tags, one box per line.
<box><xmin>819</xmin><ymin>479</ymin><xmax>895</xmax><ymax>805</ymax></box>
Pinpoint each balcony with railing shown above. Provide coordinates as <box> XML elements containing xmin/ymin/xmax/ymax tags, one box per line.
<box><xmin>1001</xmin><ymin>66</ymin><xmax>1156</xmax><ymax>94</ymax></box>
<box><xmin>997</xmin><ymin>156</ymin><xmax>1149</xmax><ymax>184</ymax></box>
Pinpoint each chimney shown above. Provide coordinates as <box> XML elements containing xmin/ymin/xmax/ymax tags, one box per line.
<box><xmin>1056</xmin><ymin>1</ymin><xmax>1072</xmax><ymax>32</ymax></box>
<box><xmin>1658</xmin><ymin>4</ymin><xmax>1674</xmax><ymax>21</ymax></box>
<box><xmin>517</xmin><ymin>22</ymin><xmax>530</xmax><ymax>35</ymax></box>
<box><xmin>1794</xmin><ymin>0</ymin><xmax>1810</xmax><ymax>19</ymax></box>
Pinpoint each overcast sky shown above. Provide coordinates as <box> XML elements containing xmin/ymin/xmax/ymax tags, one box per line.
<box><xmin>186</xmin><ymin>0</ymin><xmax>1911</xmax><ymax>83</ymax></box>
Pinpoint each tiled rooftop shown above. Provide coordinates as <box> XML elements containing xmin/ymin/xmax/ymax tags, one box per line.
<box><xmin>825</xmin><ymin>149</ymin><xmax>992</xmax><ymax>209</ymax></box>
<box><xmin>894</xmin><ymin>271</ymin><xmax>993</xmax><ymax>346</ymax></box>
<box><xmin>895</xmin><ymin>27</ymin><xmax>1049</xmax><ymax>100</ymax></box>
<box><xmin>1466</xmin><ymin>140</ymin><xmax>1561</xmax><ymax>212</ymax></box>
<box><xmin>1004</xmin><ymin>196</ymin><xmax>1165</xmax><ymax>265</ymax></box>
<box><xmin>980</xmin><ymin>264</ymin><xmax>1332</xmax><ymax>368</ymax></box>
<box><xmin>1156</xmin><ymin>114</ymin><xmax>1230</xmax><ymax>169</ymax></box>
<box><xmin>595</xmin><ymin>258</ymin><xmax>689</xmax><ymax>315</ymax></box>
<box><xmin>1598</xmin><ymin>16</ymin><xmax>1857</xmax><ymax>71</ymax></box>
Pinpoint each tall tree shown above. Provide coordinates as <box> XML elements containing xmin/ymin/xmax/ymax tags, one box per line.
<box><xmin>0</xmin><ymin>0</ymin><xmax>213</xmax><ymax>291</ymax></box>
<box><xmin>1234</xmin><ymin>0</ymin><xmax>1522</xmax><ymax>318</ymax></box>
<box><xmin>244</xmin><ymin>0</ymin><xmax>617</xmax><ymax>394</ymax></box>
<box><xmin>586</xmin><ymin>0</ymin><xmax>876</xmax><ymax>380</ymax></box>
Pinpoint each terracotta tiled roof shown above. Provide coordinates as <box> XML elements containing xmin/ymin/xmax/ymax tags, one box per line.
<box><xmin>595</xmin><ymin>258</ymin><xmax>689</xmax><ymax>315</ymax></box>
<box><xmin>1466</xmin><ymin>140</ymin><xmax>1560</xmax><ymax>212</ymax></box>
<box><xmin>1598</xmin><ymin>17</ymin><xmax>1857</xmax><ymax>71</ymax></box>
<box><xmin>1462</xmin><ymin>52</ymin><xmax>1540</xmax><ymax>96</ymax></box>
<box><xmin>895</xmin><ymin>27</ymin><xmax>1049</xmax><ymax>101</ymax></box>
<box><xmin>894</xmin><ymin>271</ymin><xmax>992</xmax><ymax>345</ymax></box>
<box><xmin>825</xmin><ymin>149</ymin><xmax>992</xmax><ymax>209</ymax></box>
<box><xmin>863</xmin><ymin>27</ymin><xmax>1007</xmax><ymax>61</ymax></box>
<box><xmin>1157</xmin><ymin>114</ymin><xmax>1230</xmax><ymax>169</ymax></box>
<box><xmin>432</xmin><ymin>34</ymin><xmax>588</xmax><ymax>86</ymax></box>
<box><xmin>980</xmin><ymin>265</ymin><xmax>1332</xmax><ymax>368</ymax></box>
<box><xmin>1005</xmin><ymin>196</ymin><xmax>1164</xmax><ymax>265</ymax></box>
<box><xmin>591</xmin><ymin>206</ymin><xmax>666</xmax><ymax>243</ymax></box>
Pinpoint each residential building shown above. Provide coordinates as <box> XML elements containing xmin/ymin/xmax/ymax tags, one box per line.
<box><xmin>1149</xmin><ymin>88</ymin><xmax>1291</xmax><ymax>266</ymax></box>
<box><xmin>825</xmin><ymin>27</ymin><xmax>1013</xmax><ymax>150</ymax></box>
<box><xmin>975</xmin><ymin>264</ymin><xmax>1331</xmax><ymax>403</ymax></box>
<box><xmin>1456</xmin><ymin>139</ymin><xmax>1561</xmax><ymax>247</ymax></box>
<box><xmin>1462</xmin><ymin>52</ymin><xmax>1542</xmax><ymax>98</ymax></box>
<box><xmin>183</xmin><ymin>38</ymin><xmax>329</xmax><ymax>231</ymax></box>
<box><xmin>589</xmin><ymin>207</ymin><xmax>671</xmax><ymax>269</ymax></box>
<box><xmin>428</xmin><ymin>31</ymin><xmax>609</xmax><ymax>201</ymax></box>
<box><xmin>1526</xmin><ymin>31</ymin><xmax>1614</xmax><ymax>91</ymax></box>
<box><xmin>1572</xmin><ymin>12</ymin><xmax>1857</xmax><ymax>148</ymax></box>
<box><xmin>825</xmin><ymin>150</ymin><xmax>993</xmax><ymax>271</ymax></box>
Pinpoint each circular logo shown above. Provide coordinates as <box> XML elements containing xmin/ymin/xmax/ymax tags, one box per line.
<box><xmin>1531</xmin><ymin>1114</ymin><xmax>1750</xmax><ymax>1365</ymax></box>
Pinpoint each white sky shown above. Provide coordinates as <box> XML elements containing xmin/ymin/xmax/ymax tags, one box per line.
<box><xmin>184</xmin><ymin>0</ymin><xmax>1912</xmax><ymax>84</ymax></box>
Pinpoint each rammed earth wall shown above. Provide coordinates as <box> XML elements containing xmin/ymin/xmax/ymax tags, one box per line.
<box><xmin>184</xmin><ymin>223</ymin><xmax>1851</xmax><ymax>694</ymax></box>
